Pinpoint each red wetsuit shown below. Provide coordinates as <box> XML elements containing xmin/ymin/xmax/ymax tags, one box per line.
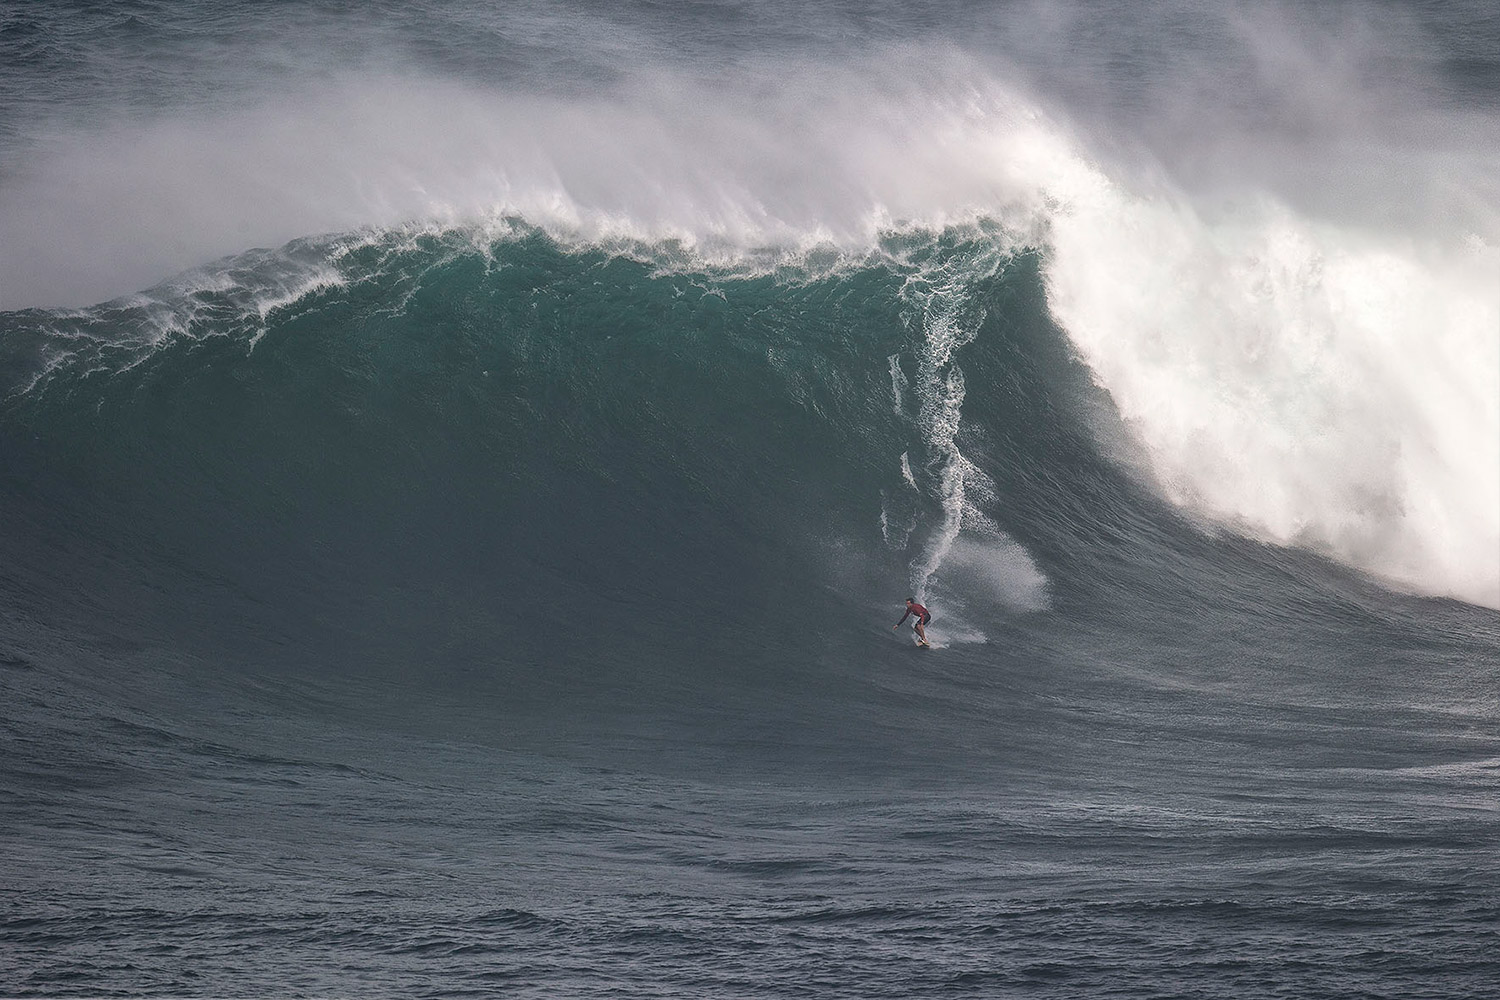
<box><xmin>897</xmin><ymin>602</ymin><xmax>930</xmax><ymax>626</ymax></box>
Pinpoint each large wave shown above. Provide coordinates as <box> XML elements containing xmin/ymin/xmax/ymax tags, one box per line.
<box><xmin>1</xmin><ymin>5</ymin><xmax>1496</xmax><ymax>610</ymax></box>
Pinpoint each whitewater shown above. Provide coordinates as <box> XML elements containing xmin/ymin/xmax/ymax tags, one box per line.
<box><xmin>2</xmin><ymin>1</ymin><xmax>1498</xmax><ymax>996</ymax></box>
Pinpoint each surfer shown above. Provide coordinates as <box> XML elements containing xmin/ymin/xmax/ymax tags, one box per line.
<box><xmin>894</xmin><ymin>597</ymin><xmax>931</xmax><ymax>646</ymax></box>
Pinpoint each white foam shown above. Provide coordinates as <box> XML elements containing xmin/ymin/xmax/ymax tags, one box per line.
<box><xmin>1041</xmin><ymin>171</ymin><xmax>1500</xmax><ymax>608</ymax></box>
<box><xmin>888</xmin><ymin>353</ymin><xmax>908</xmax><ymax>415</ymax></box>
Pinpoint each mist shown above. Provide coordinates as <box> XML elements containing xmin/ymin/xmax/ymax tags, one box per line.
<box><xmin>2</xmin><ymin>1</ymin><xmax>1494</xmax><ymax>307</ymax></box>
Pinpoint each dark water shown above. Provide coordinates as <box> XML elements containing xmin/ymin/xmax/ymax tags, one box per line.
<box><xmin>2</xmin><ymin>2</ymin><xmax>1499</xmax><ymax>997</ymax></box>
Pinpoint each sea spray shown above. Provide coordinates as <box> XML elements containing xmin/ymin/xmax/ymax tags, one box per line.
<box><xmin>893</xmin><ymin>242</ymin><xmax>1006</xmax><ymax>600</ymax></box>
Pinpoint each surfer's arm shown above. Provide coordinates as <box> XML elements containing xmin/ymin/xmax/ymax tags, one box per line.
<box><xmin>894</xmin><ymin>610</ymin><xmax>911</xmax><ymax>627</ymax></box>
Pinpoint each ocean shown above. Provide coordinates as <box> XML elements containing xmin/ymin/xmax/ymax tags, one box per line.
<box><xmin>2</xmin><ymin>1</ymin><xmax>1498</xmax><ymax>996</ymax></box>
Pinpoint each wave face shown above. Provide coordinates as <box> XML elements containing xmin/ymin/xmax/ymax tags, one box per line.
<box><xmin>2</xmin><ymin>2</ymin><xmax>1499</xmax><ymax>996</ymax></box>
<box><xmin>0</xmin><ymin>227</ymin><xmax>1065</xmax><ymax>726</ymax></box>
<box><xmin>2</xmin><ymin>218</ymin><xmax>1493</xmax><ymax>749</ymax></box>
